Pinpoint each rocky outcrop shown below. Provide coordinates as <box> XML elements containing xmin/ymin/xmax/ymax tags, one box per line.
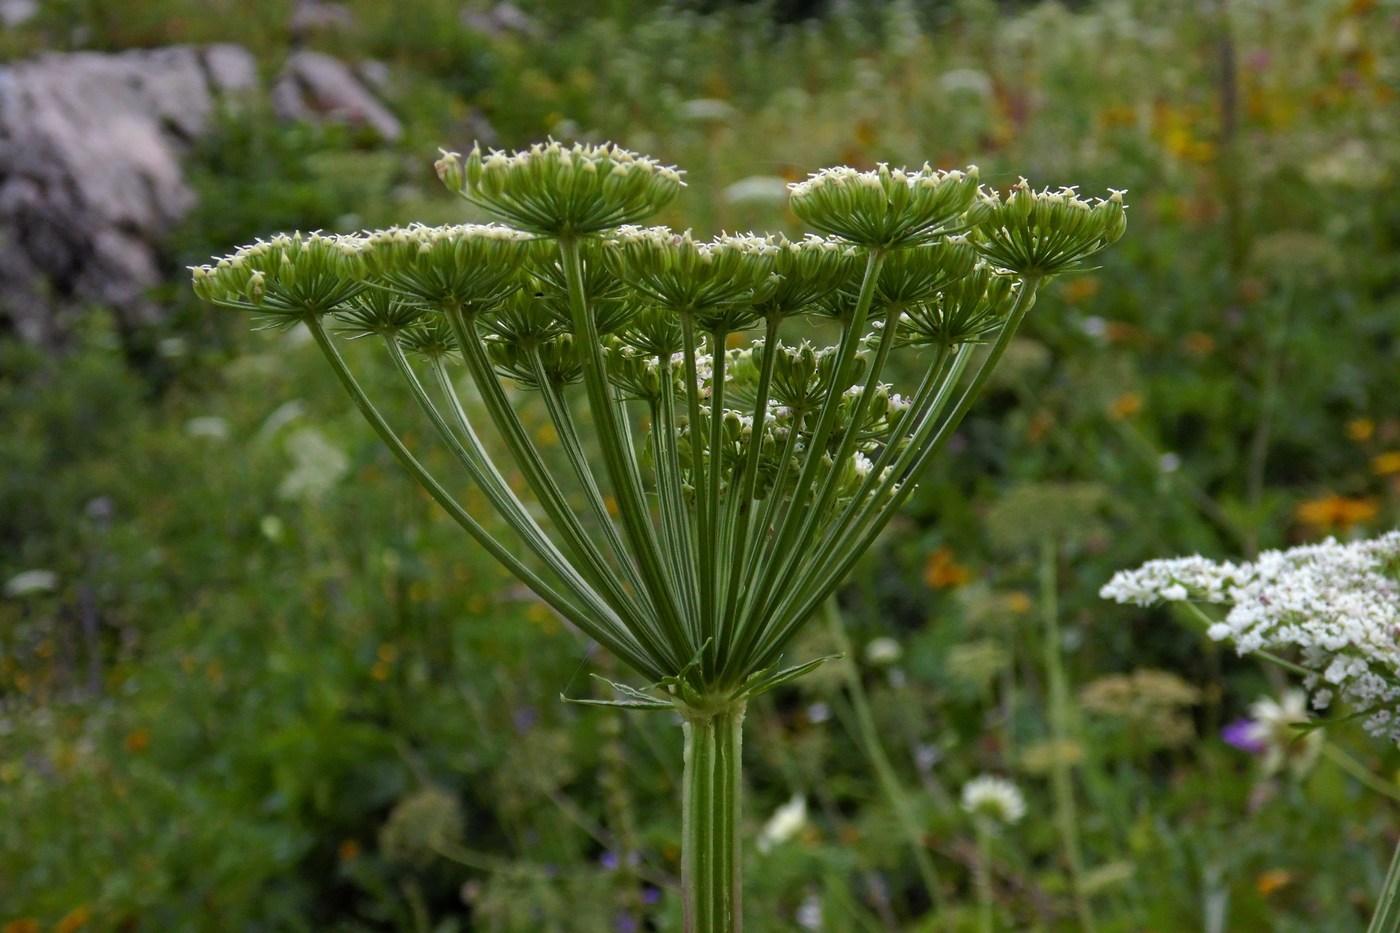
<box><xmin>0</xmin><ymin>44</ymin><xmax>257</xmax><ymax>345</ymax></box>
<box><xmin>0</xmin><ymin>42</ymin><xmax>402</xmax><ymax>348</ymax></box>
<box><xmin>271</xmin><ymin>50</ymin><xmax>402</xmax><ymax>145</ymax></box>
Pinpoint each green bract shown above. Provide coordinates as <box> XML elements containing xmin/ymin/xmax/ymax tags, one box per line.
<box><xmin>967</xmin><ymin>180</ymin><xmax>1128</xmax><ymax>276</ymax></box>
<box><xmin>788</xmin><ymin>163</ymin><xmax>980</xmax><ymax>249</ymax></box>
<box><xmin>195</xmin><ymin>142</ymin><xmax>1127</xmax><ymax>933</ymax></box>
<box><xmin>437</xmin><ymin>140</ymin><xmax>685</xmax><ymax>236</ymax></box>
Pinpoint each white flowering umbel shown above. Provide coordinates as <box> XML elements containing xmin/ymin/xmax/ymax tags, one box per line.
<box><xmin>961</xmin><ymin>774</ymin><xmax>1027</xmax><ymax>826</ymax></box>
<box><xmin>195</xmin><ymin>142</ymin><xmax>1125</xmax><ymax>933</ymax></box>
<box><xmin>1102</xmin><ymin>532</ymin><xmax>1400</xmax><ymax>745</ymax></box>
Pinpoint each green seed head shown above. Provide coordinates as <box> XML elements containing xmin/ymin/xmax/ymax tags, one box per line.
<box><xmin>751</xmin><ymin>234</ymin><xmax>864</xmax><ymax>318</ymax></box>
<box><xmin>438</xmin><ymin>140</ymin><xmax>685</xmax><ymax>236</ymax></box>
<box><xmin>896</xmin><ymin>263</ymin><xmax>1019</xmax><ymax>349</ymax></box>
<box><xmin>604</xmin><ymin>227</ymin><xmax>777</xmax><ymax>330</ymax></box>
<box><xmin>189</xmin><ymin>231</ymin><xmax>367</xmax><ymax>327</ymax></box>
<box><xmin>361</xmin><ymin>223</ymin><xmax>537</xmax><ymax>310</ymax></box>
<box><xmin>788</xmin><ymin>163</ymin><xmax>979</xmax><ymax>249</ymax></box>
<box><xmin>967</xmin><ymin>179</ymin><xmax>1128</xmax><ymax>277</ymax></box>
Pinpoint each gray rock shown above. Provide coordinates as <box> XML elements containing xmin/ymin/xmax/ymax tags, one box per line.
<box><xmin>461</xmin><ymin>2</ymin><xmax>540</xmax><ymax>39</ymax></box>
<box><xmin>0</xmin><ymin>44</ymin><xmax>257</xmax><ymax>346</ymax></box>
<box><xmin>0</xmin><ymin>0</ymin><xmax>37</xmax><ymax>27</ymax></box>
<box><xmin>272</xmin><ymin>50</ymin><xmax>402</xmax><ymax>143</ymax></box>
<box><xmin>287</xmin><ymin>0</ymin><xmax>355</xmax><ymax>38</ymax></box>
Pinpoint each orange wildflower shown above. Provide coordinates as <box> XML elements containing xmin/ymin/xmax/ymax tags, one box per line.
<box><xmin>338</xmin><ymin>838</ymin><xmax>362</xmax><ymax>862</ymax></box>
<box><xmin>1255</xmin><ymin>868</ymin><xmax>1293</xmax><ymax>896</ymax></box>
<box><xmin>123</xmin><ymin>728</ymin><xmax>150</xmax><ymax>754</ymax></box>
<box><xmin>924</xmin><ymin>548</ymin><xmax>971</xmax><ymax>589</ymax></box>
<box><xmin>54</xmin><ymin>907</ymin><xmax>91</xmax><ymax>933</ymax></box>
<box><xmin>1059</xmin><ymin>276</ymin><xmax>1100</xmax><ymax>304</ymax></box>
<box><xmin>1294</xmin><ymin>494</ymin><xmax>1378</xmax><ymax>530</ymax></box>
<box><xmin>3</xmin><ymin>921</ymin><xmax>39</xmax><ymax>933</ymax></box>
<box><xmin>1109</xmin><ymin>393</ymin><xmax>1143</xmax><ymax>420</ymax></box>
<box><xmin>1182</xmin><ymin>331</ymin><xmax>1215</xmax><ymax>357</ymax></box>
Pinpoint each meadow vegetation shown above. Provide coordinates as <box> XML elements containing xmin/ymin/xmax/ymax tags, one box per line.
<box><xmin>2</xmin><ymin>0</ymin><xmax>1398</xmax><ymax>930</ymax></box>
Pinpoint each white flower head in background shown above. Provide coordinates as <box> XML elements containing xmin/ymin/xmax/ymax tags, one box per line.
<box><xmin>4</xmin><ymin>569</ymin><xmax>59</xmax><ymax>599</ymax></box>
<box><xmin>961</xmin><ymin>774</ymin><xmax>1026</xmax><ymax>826</ymax></box>
<box><xmin>757</xmin><ymin>794</ymin><xmax>808</xmax><ymax>853</ymax></box>
<box><xmin>864</xmin><ymin>636</ymin><xmax>903</xmax><ymax>667</ymax></box>
<box><xmin>1102</xmin><ymin>532</ymin><xmax>1400</xmax><ymax>745</ymax></box>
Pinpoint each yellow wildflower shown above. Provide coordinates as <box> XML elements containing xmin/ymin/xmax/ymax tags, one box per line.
<box><xmin>1347</xmin><ymin>418</ymin><xmax>1374</xmax><ymax>442</ymax></box>
<box><xmin>1371</xmin><ymin>452</ymin><xmax>1400</xmax><ymax>476</ymax></box>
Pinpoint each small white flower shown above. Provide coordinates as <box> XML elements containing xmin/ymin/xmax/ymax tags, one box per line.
<box><xmin>184</xmin><ymin>416</ymin><xmax>231</xmax><ymax>440</ymax></box>
<box><xmin>1249</xmin><ymin>690</ymin><xmax>1324</xmax><ymax>779</ymax></box>
<box><xmin>757</xmin><ymin>794</ymin><xmax>808</xmax><ymax>853</ymax></box>
<box><xmin>4</xmin><ymin>569</ymin><xmax>59</xmax><ymax>598</ymax></box>
<box><xmin>961</xmin><ymin>774</ymin><xmax>1026</xmax><ymax>825</ymax></box>
<box><xmin>796</xmin><ymin>894</ymin><xmax>822</xmax><ymax>930</ymax></box>
<box><xmin>864</xmin><ymin>636</ymin><xmax>903</xmax><ymax>667</ymax></box>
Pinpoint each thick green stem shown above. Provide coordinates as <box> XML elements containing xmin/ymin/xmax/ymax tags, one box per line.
<box><xmin>682</xmin><ymin>700</ymin><xmax>746</xmax><ymax>933</ymax></box>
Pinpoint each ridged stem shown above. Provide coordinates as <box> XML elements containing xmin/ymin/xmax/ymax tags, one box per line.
<box><xmin>681</xmin><ymin>700</ymin><xmax>746</xmax><ymax>933</ymax></box>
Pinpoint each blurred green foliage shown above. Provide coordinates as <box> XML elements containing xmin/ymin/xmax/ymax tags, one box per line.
<box><xmin>4</xmin><ymin>0</ymin><xmax>1400</xmax><ymax>929</ymax></box>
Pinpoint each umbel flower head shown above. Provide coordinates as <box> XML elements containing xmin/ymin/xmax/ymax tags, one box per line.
<box><xmin>961</xmin><ymin>774</ymin><xmax>1027</xmax><ymax>826</ymax></box>
<box><xmin>788</xmin><ymin>163</ymin><xmax>980</xmax><ymax>249</ymax></box>
<box><xmin>966</xmin><ymin>179</ymin><xmax>1127</xmax><ymax>277</ymax></box>
<box><xmin>1102</xmin><ymin>531</ymin><xmax>1400</xmax><ymax>745</ymax></box>
<box><xmin>191</xmin><ymin>231</ymin><xmax>366</xmax><ymax>327</ymax></box>
<box><xmin>437</xmin><ymin>140</ymin><xmax>685</xmax><ymax>236</ymax></box>
<box><xmin>194</xmin><ymin>142</ymin><xmax>1127</xmax><ymax>701</ymax></box>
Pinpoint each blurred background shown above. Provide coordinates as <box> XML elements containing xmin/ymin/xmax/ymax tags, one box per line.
<box><xmin>2</xmin><ymin>0</ymin><xmax>1398</xmax><ymax>929</ymax></box>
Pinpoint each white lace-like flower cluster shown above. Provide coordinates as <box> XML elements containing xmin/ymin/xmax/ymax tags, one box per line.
<box><xmin>1101</xmin><ymin>532</ymin><xmax>1400</xmax><ymax>744</ymax></box>
<box><xmin>960</xmin><ymin>774</ymin><xmax>1026</xmax><ymax>825</ymax></box>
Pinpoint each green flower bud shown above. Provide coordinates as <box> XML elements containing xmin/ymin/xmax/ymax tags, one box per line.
<box><xmin>398</xmin><ymin>318</ymin><xmax>460</xmax><ymax>361</ymax></box>
<box><xmin>361</xmin><ymin>223</ymin><xmax>537</xmax><ymax>310</ymax></box>
<box><xmin>788</xmin><ymin>163</ymin><xmax>979</xmax><ymax>249</ymax></box>
<box><xmin>487</xmin><ymin>332</ymin><xmax>582</xmax><ymax>388</ymax></box>
<box><xmin>604</xmin><ymin>227</ymin><xmax>776</xmax><ymax>330</ymax></box>
<box><xmin>604</xmin><ymin>338</ymin><xmax>666</xmax><ymax>400</ymax></box>
<box><xmin>190</xmin><ymin>231</ymin><xmax>368</xmax><ymax>328</ymax></box>
<box><xmin>968</xmin><ymin>179</ymin><xmax>1128</xmax><ymax>276</ymax></box>
<box><xmin>865</xmin><ymin>236</ymin><xmax>980</xmax><ymax>313</ymax></box>
<box><xmin>750</xmin><ymin>234</ymin><xmax>864</xmax><ymax>318</ymax></box>
<box><xmin>528</xmin><ymin>240</ymin><xmax>637</xmax><ymax>335</ymax></box>
<box><xmin>441</xmin><ymin>140</ymin><xmax>685</xmax><ymax>236</ymax></box>
<box><xmin>897</xmin><ymin>263</ymin><xmax>1019</xmax><ymax>349</ymax></box>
